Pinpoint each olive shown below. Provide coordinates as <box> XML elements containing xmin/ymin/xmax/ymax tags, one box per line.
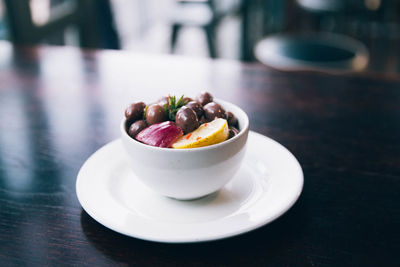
<box><xmin>146</xmin><ymin>104</ymin><xmax>166</xmax><ymax>125</ymax></box>
<box><xmin>186</xmin><ymin>101</ymin><xmax>204</xmax><ymax>119</ymax></box>
<box><xmin>203</xmin><ymin>102</ymin><xmax>225</xmax><ymax>121</ymax></box>
<box><xmin>226</xmin><ymin>111</ymin><xmax>238</xmax><ymax>127</ymax></box>
<box><xmin>158</xmin><ymin>96</ymin><xmax>169</xmax><ymax>109</ymax></box>
<box><xmin>128</xmin><ymin>120</ymin><xmax>147</xmax><ymax>138</ymax></box>
<box><xmin>175</xmin><ymin>106</ymin><xmax>199</xmax><ymax>134</ymax></box>
<box><xmin>182</xmin><ymin>97</ymin><xmax>193</xmax><ymax>105</ymax></box>
<box><xmin>125</xmin><ymin>102</ymin><xmax>146</xmax><ymax>122</ymax></box>
<box><xmin>199</xmin><ymin>116</ymin><xmax>209</xmax><ymax>124</ymax></box>
<box><xmin>228</xmin><ymin>126</ymin><xmax>239</xmax><ymax>139</ymax></box>
<box><xmin>196</xmin><ymin>91</ymin><xmax>213</xmax><ymax>106</ymax></box>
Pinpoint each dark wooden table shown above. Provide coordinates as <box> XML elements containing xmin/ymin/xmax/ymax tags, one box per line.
<box><xmin>0</xmin><ymin>41</ymin><xmax>399</xmax><ymax>266</ymax></box>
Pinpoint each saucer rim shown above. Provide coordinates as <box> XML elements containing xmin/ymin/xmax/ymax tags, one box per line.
<box><xmin>76</xmin><ymin>131</ymin><xmax>304</xmax><ymax>243</ymax></box>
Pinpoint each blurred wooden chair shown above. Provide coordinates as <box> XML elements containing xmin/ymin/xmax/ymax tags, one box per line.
<box><xmin>170</xmin><ymin>0</ymin><xmax>217</xmax><ymax>58</ymax></box>
<box><xmin>170</xmin><ymin>0</ymin><xmax>238</xmax><ymax>58</ymax></box>
<box><xmin>3</xmin><ymin>0</ymin><xmax>120</xmax><ymax>49</ymax></box>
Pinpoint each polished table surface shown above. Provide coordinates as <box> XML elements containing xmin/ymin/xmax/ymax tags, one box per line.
<box><xmin>0</xmin><ymin>42</ymin><xmax>399</xmax><ymax>266</ymax></box>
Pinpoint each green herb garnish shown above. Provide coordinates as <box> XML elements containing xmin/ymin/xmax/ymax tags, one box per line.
<box><xmin>164</xmin><ymin>95</ymin><xmax>188</xmax><ymax>121</ymax></box>
<box><xmin>143</xmin><ymin>105</ymin><xmax>149</xmax><ymax>120</ymax></box>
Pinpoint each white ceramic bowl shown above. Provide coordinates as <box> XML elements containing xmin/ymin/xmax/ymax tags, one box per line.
<box><xmin>120</xmin><ymin>99</ymin><xmax>249</xmax><ymax>200</ymax></box>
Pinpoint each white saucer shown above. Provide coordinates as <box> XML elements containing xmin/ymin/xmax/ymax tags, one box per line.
<box><xmin>76</xmin><ymin>131</ymin><xmax>303</xmax><ymax>243</ymax></box>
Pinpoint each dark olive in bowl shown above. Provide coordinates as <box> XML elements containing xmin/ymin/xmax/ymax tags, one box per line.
<box><xmin>128</xmin><ymin>120</ymin><xmax>147</xmax><ymax>138</ymax></box>
<box><xmin>186</xmin><ymin>101</ymin><xmax>204</xmax><ymax>119</ymax></box>
<box><xmin>228</xmin><ymin>126</ymin><xmax>239</xmax><ymax>139</ymax></box>
<box><xmin>175</xmin><ymin>106</ymin><xmax>199</xmax><ymax>134</ymax></box>
<box><xmin>158</xmin><ymin>96</ymin><xmax>169</xmax><ymax>109</ymax></box>
<box><xmin>182</xmin><ymin>97</ymin><xmax>193</xmax><ymax>105</ymax></box>
<box><xmin>146</xmin><ymin>104</ymin><xmax>166</xmax><ymax>125</ymax></box>
<box><xmin>203</xmin><ymin>102</ymin><xmax>225</xmax><ymax>121</ymax></box>
<box><xmin>226</xmin><ymin>111</ymin><xmax>238</xmax><ymax>127</ymax></box>
<box><xmin>125</xmin><ymin>102</ymin><xmax>146</xmax><ymax>123</ymax></box>
<box><xmin>196</xmin><ymin>91</ymin><xmax>213</xmax><ymax>106</ymax></box>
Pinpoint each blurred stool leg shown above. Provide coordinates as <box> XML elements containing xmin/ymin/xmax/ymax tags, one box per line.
<box><xmin>204</xmin><ymin>24</ymin><xmax>217</xmax><ymax>58</ymax></box>
<box><xmin>96</xmin><ymin>0</ymin><xmax>121</xmax><ymax>49</ymax></box>
<box><xmin>171</xmin><ymin>24</ymin><xmax>181</xmax><ymax>53</ymax></box>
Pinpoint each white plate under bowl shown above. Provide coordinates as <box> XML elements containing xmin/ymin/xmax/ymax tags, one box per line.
<box><xmin>76</xmin><ymin>131</ymin><xmax>303</xmax><ymax>243</ymax></box>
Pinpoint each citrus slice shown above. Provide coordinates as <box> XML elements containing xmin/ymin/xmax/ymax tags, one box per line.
<box><xmin>172</xmin><ymin>118</ymin><xmax>229</xmax><ymax>149</ymax></box>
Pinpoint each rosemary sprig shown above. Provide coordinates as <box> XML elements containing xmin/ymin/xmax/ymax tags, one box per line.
<box><xmin>164</xmin><ymin>94</ymin><xmax>188</xmax><ymax>121</ymax></box>
<box><xmin>143</xmin><ymin>105</ymin><xmax>149</xmax><ymax>120</ymax></box>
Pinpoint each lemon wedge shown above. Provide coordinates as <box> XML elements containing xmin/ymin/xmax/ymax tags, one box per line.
<box><xmin>172</xmin><ymin>118</ymin><xmax>229</xmax><ymax>149</ymax></box>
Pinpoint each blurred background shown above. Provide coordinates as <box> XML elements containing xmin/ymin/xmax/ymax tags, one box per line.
<box><xmin>0</xmin><ymin>0</ymin><xmax>399</xmax><ymax>74</ymax></box>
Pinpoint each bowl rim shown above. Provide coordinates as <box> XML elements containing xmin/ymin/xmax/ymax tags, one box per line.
<box><xmin>120</xmin><ymin>98</ymin><xmax>249</xmax><ymax>152</ymax></box>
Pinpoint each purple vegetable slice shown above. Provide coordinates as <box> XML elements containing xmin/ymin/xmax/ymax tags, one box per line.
<box><xmin>136</xmin><ymin>121</ymin><xmax>183</xmax><ymax>148</ymax></box>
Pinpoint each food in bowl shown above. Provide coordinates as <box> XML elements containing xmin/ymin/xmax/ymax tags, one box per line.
<box><xmin>124</xmin><ymin>92</ymin><xmax>240</xmax><ymax>149</ymax></box>
<box><xmin>120</xmin><ymin>97</ymin><xmax>249</xmax><ymax>200</ymax></box>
